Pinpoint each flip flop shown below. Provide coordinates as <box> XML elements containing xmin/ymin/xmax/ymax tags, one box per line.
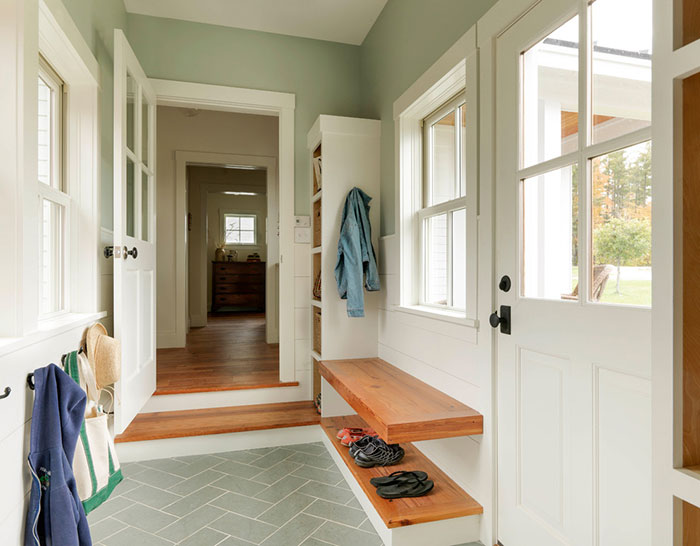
<box><xmin>376</xmin><ymin>478</ymin><xmax>434</xmax><ymax>499</ymax></box>
<box><xmin>370</xmin><ymin>470</ymin><xmax>428</xmax><ymax>487</ymax></box>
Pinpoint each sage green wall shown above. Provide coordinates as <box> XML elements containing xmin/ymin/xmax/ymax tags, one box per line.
<box><xmin>59</xmin><ymin>0</ymin><xmax>127</xmax><ymax>229</ymax></box>
<box><xmin>126</xmin><ymin>14</ymin><xmax>363</xmax><ymax>216</ymax></box>
<box><xmin>359</xmin><ymin>0</ymin><xmax>497</xmax><ymax>235</ymax></box>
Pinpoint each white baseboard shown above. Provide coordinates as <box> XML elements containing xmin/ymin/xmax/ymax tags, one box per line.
<box><xmin>116</xmin><ymin>425</ymin><xmax>322</xmax><ymax>462</ymax></box>
<box><xmin>189</xmin><ymin>314</ymin><xmax>206</xmax><ymax>328</ymax></box>
<box><xmin>157</xmin><ymin>330</ymin><xmax>185</xmax><ymax>349</ymax></box>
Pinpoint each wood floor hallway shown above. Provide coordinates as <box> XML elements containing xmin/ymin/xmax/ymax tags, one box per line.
<box><xmin>155</xmin><ymin>313</ymin><xmax>298</xmax><ymax>395</ymax></box>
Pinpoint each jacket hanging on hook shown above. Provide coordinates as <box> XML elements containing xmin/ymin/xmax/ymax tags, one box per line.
<box><xmin>334</xmin><ymin>187</ymin><xmax>380</xmax><ymax>317</ymax></box>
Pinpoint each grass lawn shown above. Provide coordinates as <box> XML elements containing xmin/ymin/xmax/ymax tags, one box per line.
<box><xmin>571</xmin><ymin>267</ymin><xmax>651</xmax><ymax>307</ymax></box>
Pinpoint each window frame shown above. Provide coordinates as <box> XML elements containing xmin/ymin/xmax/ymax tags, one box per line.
<box><xmin>516</xmin><ymin>3</ymin><xmax>652</xmax><ymax>308</ymax></box>
<box><xmin>222</xmin><ymin>212</ymin><xmax>259</xmax><ymax>247</ymax></box>
<box><xmin>395</xmin><ymin>30</ymin><xmax>479</xmax><ymax>326</ymax></box>
<box><xmin>37</xmin><ymin>55</ymin><xmax>70</xmax><ymax>319</ymax></box>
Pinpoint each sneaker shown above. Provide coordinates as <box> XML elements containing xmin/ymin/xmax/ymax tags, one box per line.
<box><xmin>348</xmin><ymin>435</ymin><xmax>379</xmax><ymax>457</ymax></box>
<box><xmin>336</xmin><ymin>427</ymin><xmax>364</xmax><ymax>440</ymax></box>
<box><xmin>354</xmin><ymin>439</ymin><xmax>405</xmax><ymax>468</ymax></box>
<box><xmin>340</xmin><ymin>428</ymin><xmax>377</xmax><ymax>447</ymax></box>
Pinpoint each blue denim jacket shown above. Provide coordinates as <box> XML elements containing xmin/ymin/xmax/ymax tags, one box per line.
<box><xmin>334</xmin><ymin>187</ymin><xmax>380</xmax><ymax>317</ymax></box>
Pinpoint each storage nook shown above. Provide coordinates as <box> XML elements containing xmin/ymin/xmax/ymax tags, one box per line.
<box><xmin>307</xmin><ymin>115</ymin><xmax>483</xmax><ymax>544</ymax></box>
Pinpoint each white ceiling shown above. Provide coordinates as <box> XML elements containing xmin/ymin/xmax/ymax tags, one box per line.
<box><xmin>122</xmin><ymin>0</ymin><xmax>388</xmax><ymax>45</ymax></box>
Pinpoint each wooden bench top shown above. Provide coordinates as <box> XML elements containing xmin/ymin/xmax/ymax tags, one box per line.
<box><xmin>322</xmin><ymin>415</ymin><xmax>483</xmax><ymax>527</ymax></box>
<box><xmin>319</xmin><ymin>358</ymin><xmax>482</xmax><ymax>443</ymax></box>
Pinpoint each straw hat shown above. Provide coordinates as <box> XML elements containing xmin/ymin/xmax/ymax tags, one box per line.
<box><xmin>85</xmin><ymin>323</ymin><xmax>121</xmax><ymax>390</ymax></box>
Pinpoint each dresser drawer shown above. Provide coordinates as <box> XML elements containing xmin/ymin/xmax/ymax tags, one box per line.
<box><xmin>214</xmin><ymin>293</ymin><xmax>264</xmax><ymax>306</ymax></box>
<box><xmin>214</xmin><ymin>274</ymin><xmax>263</xmax><ymax>284</ymax></box>
<box><xmin>213</xmin><ymin>262</ymin><xmax>265</xmax><ymax>275</ymax></box>
<box><xmin>216</xmin><ymin>282</ymin><xmax>265</xmax><ymax>294</ymax></box>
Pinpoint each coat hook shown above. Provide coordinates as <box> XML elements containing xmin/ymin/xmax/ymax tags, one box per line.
<box><xmin>0</xmin><ymin>387</ymin><xmax>10</xmax><ymax>399</ymax></box>
<box><xmin>27</xmin><ymin>373</ymin><xmax>35</xmax><ymax>390</ymax></box>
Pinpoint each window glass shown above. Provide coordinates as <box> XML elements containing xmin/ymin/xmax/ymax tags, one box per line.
<box><xmin>37</xmin><ymin>77</ymin><xmax>52</xmax><ymax>187</ymax></box>
<box><xmin>522</xmin><ymin>165</ymin><xmax>578</xmax><ymax>300</ymax></box>
<box><xmin>591</xmin><ymin>141</ymin><xmax>651</xmax><ymax>306</ymax></box>
<box><xmin>591</xmin><ymin>0</ymin><xmax>652</xmax><ymax>144</ymax></box>
<box><xmin>425</xmin><ymin>213</ymin><xmax>448</xmax><ymax>305</ymax></box>
<box><xmin>430</xmin><ymin>110</ymin><xmax>457</xmax><ymax>206</ymax></box>
<box><xmin>142</xmin><ymin>95</ymin><xmax>150</xmax><ymax>166</ymax></box>
<box><xmin>522</xmin><ymin>16</ymin><xmax>579</xmax><ymax>168</ymax></box>
<box><xmin>40</xmin><ymin>199</ymin><xmax>63</xmax><ymax>314</ymax></box>
<box><xmin>126</xmin><ymin>158</ymin><xmax>135</xmax><ymax>237</ymax></box>
<box><xmin>142</xmin><ymin>170</ymin><xmax>149</xmax><ymax>241</ymax></box>
<box><xmin>225</xmin><ymin>214</ymin><xmax>257</xmax><ymax>245</ymax></box>
<box><xmin>452</xmin><ymin>208</ymin><xmax>467</xmax><ymax>310</ymax></box>
<box><xmin>126</xmin><ymin>72</ymin><xmax>136</xmax><ymax>152</ymax></box>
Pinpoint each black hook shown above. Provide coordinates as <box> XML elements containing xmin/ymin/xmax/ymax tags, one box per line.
<box><xmin>0</xmin><ymin>387</ymin><xmax>10</xmax><ymax>399</ymax></box>
<box><xmin>27</xmin><ymin>373</ymin><xmax>35</xmax><ymax>390</ymax></box>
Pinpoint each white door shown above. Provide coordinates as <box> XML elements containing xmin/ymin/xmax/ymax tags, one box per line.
<box><xmin>113</xmin><ymin>30</ymin><xmax>157</xmax><ymax>434</ymax></box>
<box><xmin>495</xmin><ymin>0</ymin><xmax>653</xmax><ymax>544</ymax></box>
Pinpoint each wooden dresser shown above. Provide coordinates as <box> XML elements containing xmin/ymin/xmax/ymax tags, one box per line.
<box><xmin>211</xmin><ymin>261</ymin><xmax>265</xmax><ymax>312</ymax></box>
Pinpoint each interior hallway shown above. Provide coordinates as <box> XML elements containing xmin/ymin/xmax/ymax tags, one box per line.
<box><xmin>155</xmin><ymin>313</ymin><xmax>296</xmax><ymax>395</ymax></box>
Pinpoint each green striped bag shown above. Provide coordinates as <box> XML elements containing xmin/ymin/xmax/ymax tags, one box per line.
<box><xmin>64</xmin><ymin>350</ymin><xmax>123</xmax><ymax>514</ymax></box>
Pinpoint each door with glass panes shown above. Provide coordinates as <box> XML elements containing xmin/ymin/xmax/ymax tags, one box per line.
<box><xmin>113</xmin><ymin>30</ymin><xmax>157</xmax><ymax>434</ymax></box>
<box><xmin>495</xmin><ymin>0</ymin><xmax>652</xmax><ymax>544</ymax></box>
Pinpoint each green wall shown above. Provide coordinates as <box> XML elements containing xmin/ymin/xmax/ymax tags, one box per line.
<box><xmin>359</xmin><ymin>0</ymin><xmax>497</xmax><ymax>235</ymax></box>
<box><xmin>126</xmin><ymin>14</ymin><xmax>363</xmax><ymax>215</ymax></box>
<box><xmin>59</xmin><ymin>0</ymin><xmax>127</xmax><ymax>229</ymax></box>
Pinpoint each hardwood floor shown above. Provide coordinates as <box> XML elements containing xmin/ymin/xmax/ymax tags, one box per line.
<box><xmin>115</xmin><ymin>401</ymin><xmax>319</xmax><ymax>443</ymax></box>
<box><xmin>155</xmin><ymin>313</ymin><xmax>298</xmax><ymax>395</ymax></box>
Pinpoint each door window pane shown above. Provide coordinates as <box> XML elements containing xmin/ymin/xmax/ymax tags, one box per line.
<box><xmin>126</xmin><ymin>72</ymin><xmax>136</xmax><ymax>152</ymax></box>
<box><xmin>126</xmin><ymin>157</ymin><xmax>135</xmax><ymax>237</ymax></box>
<box><xmin>431</xmin><ymin>110</ymin><xmax>457</xmax><ymax>205</ymax></box>
<box><xmin>142</xmin><ymin>96</ymin><xmax>150</xmax><ymax>165</ymax></box>
<box><xmin>591</xmin><ymin>141</ymin><xmax>651</xmax><ymax>305</ymax></box>
<box><xmin>522</xmin><ymin>16</ymin><xmax>579</xmax><ymax>168</ymax></box>
<box><xmin>40</xmin><ymin>199</ymin><xmax>63</xmax><ymax>314</ymax></box>
<box><xmin>452</xmin><ymin>208</ymin><xmax>467</xmax><ymax>310</ymax></box>
<box><xmin>141</xmin><ymin>170</ymin><xmax>149</xmax><ymax>241</ymax></box>
<box><xmin>425</xmin><ymin>213</ymin><xmax>448</xmax><ymax>305</ymax></box>
<box><xmin>591</xmin><ymin>0</ymin><xmax>651</xmax><ymax>144</ymax></box>
<box><xmin>522</xmin><ymin>165</ymin><xmax>578</xmax><ymax>299</ymax></box>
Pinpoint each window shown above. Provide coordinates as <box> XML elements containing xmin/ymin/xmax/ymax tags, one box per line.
<box><xmin>519</xmin><ymin>0</ymin><xmax>652</xmax><ymax>306</ymax></box>
<box><xmin>38</xmin><ymin>56</ymin><xmax>68</xmax><ymax>317</ymax></box>
<box><xmin>223</xmin><ymin>213</ymin><xmax>257</xmax><ymax>245</ymax></box>
<box><xmin>420</xmin><ymin>95</ymin><xmax>467</xmax><ymax>310</ymax></box>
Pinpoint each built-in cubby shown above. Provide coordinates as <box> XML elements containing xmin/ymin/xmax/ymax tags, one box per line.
<box><xmin>682</xmin><ymin>499</ymin><xmax>700</xmax><ymax>544</ymax></box>
<box><xmin>683</xmin><ymin>72</ymin><xmax>700</xmax><ymax>474</ymax></box>
<box><xmin>313</xmin><ymin>196</ymin><xmax>322</xmax><ymax>249</ymax></box>
<box><xmin>677</xmin><ymin>0</ymin><xmax>700</xmax><ymax>49</ymax></box>
<box><xmin>312</xmin><ymin>307</ymin><xmax>322</xmax><ymax>355</ymax></box>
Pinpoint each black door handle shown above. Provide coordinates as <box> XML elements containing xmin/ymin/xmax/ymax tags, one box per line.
<box><xmin>489</xmin><ymin>305</ymin><xmax>511</xmax><ymax>335</ymax></box>
<box><xmin>499</xmin><ymin>275</ymin><xmax>512</xmax><ymax>292</ymax></box>
<box><xmin>125</xmin><ymin>247</ymin><xmax>138</xmax><ymax>259</ymax></box>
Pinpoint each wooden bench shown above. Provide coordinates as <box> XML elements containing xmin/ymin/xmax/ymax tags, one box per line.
<box><xmin>318</xmin><ymin>358</ymin><xmax>484</xmax><ymax>545</ymax></box>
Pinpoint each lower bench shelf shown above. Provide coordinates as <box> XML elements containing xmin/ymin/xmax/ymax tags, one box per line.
<box><xmin>321</xmin><ymin>415</ymin><xmax>483</xmax><ymax>529</ymax></box>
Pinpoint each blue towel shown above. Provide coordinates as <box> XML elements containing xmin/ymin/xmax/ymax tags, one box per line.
<box><xmin>25</xmin><ymin>363</ymin><xmax>92</xmax><ymax>545</ymax></box>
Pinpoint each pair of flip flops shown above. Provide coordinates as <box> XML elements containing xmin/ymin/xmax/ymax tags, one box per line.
<box><xmin>370</xmin><ymin>470</ymin><xmax>434</xmax><ymax>499</ymax></box>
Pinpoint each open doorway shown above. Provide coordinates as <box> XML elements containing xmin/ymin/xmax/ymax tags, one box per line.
<box><xmin>153</xmin><ymin>103</ymin><xmax>294</xmax><ymax>394</ymax></box>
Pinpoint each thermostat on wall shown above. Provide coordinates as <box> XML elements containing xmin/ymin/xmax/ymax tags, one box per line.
<box><xmin>294</xmin><ymin>215</ymin><xmax>310</xmax><ymax>227</ymax></box>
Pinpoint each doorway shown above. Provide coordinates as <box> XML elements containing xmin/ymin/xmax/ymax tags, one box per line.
<box><xmin>494</xmin><ymin>0</ymin><xmax>652</xmax><ymax>544</ymax></box>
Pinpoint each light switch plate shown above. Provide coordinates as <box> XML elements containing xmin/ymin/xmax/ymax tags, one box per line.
<box><xmin>294</xmin><ymin>215</ymin><xmax>310</xmax><ymax>227</ymax></box>
<box><xmin>294</xmin><ymin>226</ymin><xmax>311</xmax><ymax>243</ymax></box>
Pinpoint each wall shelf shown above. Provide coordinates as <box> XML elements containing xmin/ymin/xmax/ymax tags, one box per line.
<box><xmin>319</xmin><ymin>358</ymin><xmax>483</xmax><ymax>443</ymax></box>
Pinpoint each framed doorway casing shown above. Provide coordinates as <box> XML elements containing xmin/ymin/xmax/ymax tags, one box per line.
<box><xmin>151</xmin><ymin>78</ymin><xmax>295</xmax><ymax>382</ymax></box>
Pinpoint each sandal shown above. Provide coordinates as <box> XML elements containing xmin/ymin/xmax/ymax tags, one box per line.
<box><xmin>376</xmin><ymin>477</ymin><xmax>434</xmax><ymax>499</ymax></box>
<box><xmin>369</xmin><ymin>470</ymin><xmax>428</xmax><ymax>487</ymax></box>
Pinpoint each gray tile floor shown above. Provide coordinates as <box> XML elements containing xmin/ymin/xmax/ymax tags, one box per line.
<box><xmin>87</xmin><ymin>442</ymin><xmax>483</xmax><ymax>546</ymax></box>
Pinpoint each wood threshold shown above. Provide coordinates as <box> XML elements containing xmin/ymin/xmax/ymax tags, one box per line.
<box><xmin>115</xmin><ymin>401</ymin><xmax>320</xmax><ymax>443</ymax></box>
<box><xmin>322</xmin><ymin>415</ymin><xmax>483</xmax><ymax>528</ymax></box>
<box><xmin>319</xmin><ymin>358</ymin><xmax>483</xmax><ymax>443</ymax></box>
<box><xmin>154</xmin><ymin>380</ymin><xmax>299</xmax><ymax>396</ymax></box>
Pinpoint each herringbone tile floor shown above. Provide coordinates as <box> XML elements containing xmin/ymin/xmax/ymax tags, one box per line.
<box><xmin>87</xmin><ymin>442</ymin><xmax>483</xmax><ymax>546</ymax></box>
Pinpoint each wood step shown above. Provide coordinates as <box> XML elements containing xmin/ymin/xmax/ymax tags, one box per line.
<box><xmin>319</xmin><ymin>358</ymin><xmax>483</xmax><ymax>443</ymax></box>
<box><xmin>321</xmin><ymin>415</ymin><xmax>483</xmax><ymax>528</ymax></box>
<box><xmin>115</xmin><ymin>401</ymin><xmax>320</xmax><ymax>443</ymax></box>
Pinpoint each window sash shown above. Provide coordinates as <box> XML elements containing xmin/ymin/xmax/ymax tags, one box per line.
<box><xmin>418</xmin><ymin>196</ymin><xmax>467</xmax><ymax>310</ymax></box>
<box><xmin>38</xmin><ymin>194</ymin><xmax>68</xmax><ymax>317</ymax></box>
<box><xmin>224</xmin><ymin>214</ymin><xmax>257</xmax><ymax>245</ymax></box>
<box><xmin>422</xmin><ymin>94</ymin><xmax>466</xmax><ymax>208</ymax></box>
<box><xmin>38</xmin><ymin>55</ymin><xmax>65</xmax><ymax>192</ymax></box>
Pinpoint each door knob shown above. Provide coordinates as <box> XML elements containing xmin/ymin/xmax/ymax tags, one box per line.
<box><xmin>125</xmin><ymin>246</ymin><xmax>138</xmax><ymax>259</ymax></box>
<box><xmin>489</xmin><ymin>305</ymin><xmax>511</xmax><ymax>335</ymax></box>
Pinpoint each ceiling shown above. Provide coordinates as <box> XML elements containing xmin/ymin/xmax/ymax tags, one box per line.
<box><xmin>122</xmin><ymin>0</ymin><xmax>388</xmax><ymax>45</ymax></box>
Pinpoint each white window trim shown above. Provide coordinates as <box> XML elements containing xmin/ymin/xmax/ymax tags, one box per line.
<box><xmin>395</xmin><ymin>26</ymin><xmax>479</xmax><ymax>326</ymax></box>
<box><xmin>222</xmin><ymin>211</ymin><xmax>259</xmax><ymax>247</ymax></box>
<box><xmin>0</xmin><ymin>0</ymin><xmax>100</xmax><ymax>339</ymax></box>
